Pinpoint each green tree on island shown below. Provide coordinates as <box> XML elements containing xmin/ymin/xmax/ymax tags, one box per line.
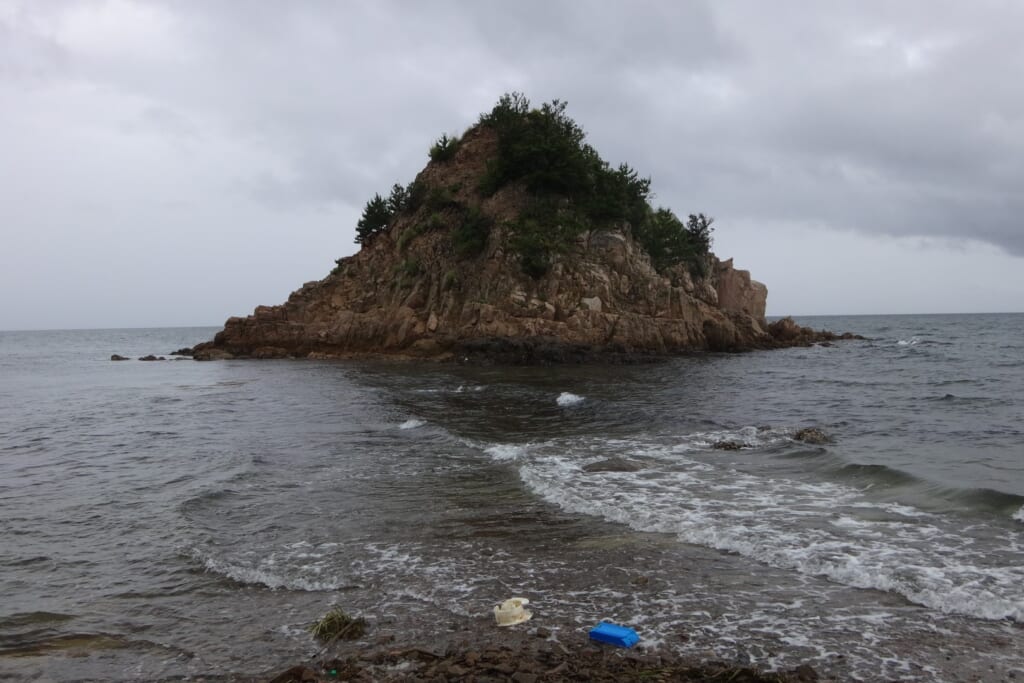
<box><xmin>351</xmin><ymin>92</ymin><xmax>714</xmax><ymax>278</ymax></box>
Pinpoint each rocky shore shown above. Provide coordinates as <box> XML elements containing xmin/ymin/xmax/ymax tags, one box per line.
<box><xmin>261</xmin><ymin>626</ymin><xmax>827</xmax><ymax>682</ymax></box>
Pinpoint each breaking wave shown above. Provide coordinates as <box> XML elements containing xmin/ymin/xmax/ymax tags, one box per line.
<box><xmin>500</xmin><ymin>433</ymin><xmax>1024</xmax><ymax>623</ymax></box>
<box><xmin>189</xmin><ymin>545</ymin><xmax>347</xmax><ymax>592</ymax></box>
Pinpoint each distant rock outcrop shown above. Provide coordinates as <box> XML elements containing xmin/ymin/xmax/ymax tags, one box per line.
<box><xmin>193</xmin><ymin>99</ymin><xmax>856</xmax><ymax>363</ymax></box>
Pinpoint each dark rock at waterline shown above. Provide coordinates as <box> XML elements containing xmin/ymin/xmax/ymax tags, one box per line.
<box><xmin>455</xmin><ymin>336</ymin><xmax>662</xmax><ymax>365</ymax></box>
<box><xmin>712</xmin><ymin>440</ymin><xmax>745</xmax><ymax>451</ymax></box>
<box><xmin>169</xmin><ymin>347</ymin><xmax>194</xmax><ymax>356</ymax></box>
<box><xmin>767</xmin><ymin>317</ymin><xmax>865</xmax><ymax>347</ymax></box>
<box><xmin>138</xmin><ymin>355</ymin><xmax>166</xmax><ymax>361</ymax></box>
<box><xmin>110</xmin><ymin>354</ymin><xmax>130</xmax><ymax>361</ymax></box>
<box><xmin>582</xmin><ymin>457</ymin><xmax>642</xmax><ymax>473</ymax></box>
<box><xmin>793</xmin><ymin>427</ymin><xmax>830</xmax><ymax>444</ymax></box>
<box><xmin>311</xmin><ymin>639</ymin><xmax>822</xmax><ymax>682</ymax></box>
<box><xmin>267</xmin><ymin>665</ymin><xmax>320</xmax><ymax>683</ymax></box>
<box><xmin>193</xmin><ymin>347</ymin><xmax>235</xmax><ymax>360</ymax></box>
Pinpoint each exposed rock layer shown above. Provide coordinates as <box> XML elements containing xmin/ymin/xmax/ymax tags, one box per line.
<box><xmin>193</xmin><ymin>127</ymin><xmax>855</xmax><ymax>362</ymax></box>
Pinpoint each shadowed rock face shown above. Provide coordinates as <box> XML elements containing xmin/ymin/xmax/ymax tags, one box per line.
<box><xmin>193</xmin><ymin>127</ymin><xmax>852</xmax><ymax>362</ymax></box>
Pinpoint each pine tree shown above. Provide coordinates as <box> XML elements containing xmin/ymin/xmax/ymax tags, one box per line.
<box><xmin>354</xmin><ymin>193</ymin><xmax>392</xmax><ymax>244</ymax></box>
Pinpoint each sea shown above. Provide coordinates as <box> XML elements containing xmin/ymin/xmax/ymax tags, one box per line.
<box><xmin>1</xmin><ymin>314</ymin><xmax>1022</xmax><ymax>682</ymax></box>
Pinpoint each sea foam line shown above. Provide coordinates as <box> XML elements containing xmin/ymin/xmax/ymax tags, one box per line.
<box><xmin>194</xmin><ymin>551</ymin><xmax>345</xmax><ymax>592</ymax></box>
<box><xmin>510</xmin><ymin>436</ymin><xmax>1024</xmax><ymax>623</ymax></box>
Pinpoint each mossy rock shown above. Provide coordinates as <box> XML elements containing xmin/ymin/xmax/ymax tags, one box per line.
<box><xmin>308</xmin><ymin>607</ymin><xmax>367</xmax><ymax>642</ymax></box>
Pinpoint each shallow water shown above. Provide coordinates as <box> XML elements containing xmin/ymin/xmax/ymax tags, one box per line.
<box><xmin>0</xmin><ymin>315</ymin><xmax>1022</xmax><ymax>681</ymax></box>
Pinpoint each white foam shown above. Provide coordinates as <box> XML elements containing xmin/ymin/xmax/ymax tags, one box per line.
<box><xmin>399</xmin><ymin>419</ymin><xmax>425</xmax><ymax>430</ymax></box>
<box><xmin>556</xmin><ymin>392</ymin><xmax>584</xmax><ymax>407</ymax></box>
<box><xmin>1014</xmin><ymin>505</ymin><xmax>1024</xmax><ymax>523</ymax></box>
<box><xmin>196</xmin><ymin>551</ymin><xmax>344</xmax><ymax>592</ymax></box>
<box><xmin>509</xmin><ymin>434</ymin><xmax>1024</xmax><ymax>623</ymax></box>
<box><xmin>484</xmin><ymin>444</ymin><xmax>527</xmax><ymax>461</ymax></box>
<box><xmin>684</xmin><ymin>425</ymin><xmax>791</xmax><ymax>450</ymax></box>
<box><xmin>897</xmin><ymin>337</ymin><xmax>920</xmax><ymax>346</ymax></box>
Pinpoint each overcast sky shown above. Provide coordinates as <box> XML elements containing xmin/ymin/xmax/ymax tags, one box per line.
<box><xmin>2</xmin><ymin>1</ymin><xmax>1023</xmax><ymax>330</ymax></box>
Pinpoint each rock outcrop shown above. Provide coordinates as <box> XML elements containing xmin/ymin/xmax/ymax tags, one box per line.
<box><xmin>193</xmin><ymin>124</ymin><xmax>855</xmax><ymax>363</ymax></box>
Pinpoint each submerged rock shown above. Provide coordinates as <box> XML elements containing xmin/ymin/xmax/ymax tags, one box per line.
<box><xmin>582</xmin><ymin>457</ymin><xmax>642</xmax><ymax>473</ymax></box>
<box><xmin>711</xmin><ymin>440</ymin><xmax>745</xmax><ymax>451</ymax></box>
<box><xmin>110</xmin><ymin>354</ymin><xmax>129</xmax><ymax>361</ymax></box>
<box><xmin>138</xmin><ymin>355</ymin><xmax>165</xmax><ymax>361</ymax></box>
<box><xmin>793</xmin><ymin>427</ymin><xmax>831</xmax><ymax>444</ymax></box>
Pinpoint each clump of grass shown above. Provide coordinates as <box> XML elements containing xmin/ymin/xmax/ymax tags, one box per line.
<box><xmin>397</xmin><ymin>224</ymin><xmax>424</xmax><ymax>253</ymax></box>
<box><xmin>429</xmin><ymin>133</ymin><xmax>460</xmax><ymax>162</ymax></box>
<box><xmin>452</xmin><ymin>206</ymin><xmax>492</xmax><ymax>258</ymax></box>
<box><xmin>425</xmin><ymin>186</ymin><xmax>460</xmax><ymax>212</ymax></box>
<box><xmin>442</xmin><ymin>268</ymin><xmax>459</xmax><ymax>291</ymax></box>
<box><xmin>308</xmin><ymin>607</ymin><xmax>367</xmax><ymax>642</ymax></box>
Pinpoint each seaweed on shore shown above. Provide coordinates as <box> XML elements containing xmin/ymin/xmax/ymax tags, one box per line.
<box><xmin>308</xmin><ymin>607</ymin><xmax>367</xmax><ymax>643</ymax></box>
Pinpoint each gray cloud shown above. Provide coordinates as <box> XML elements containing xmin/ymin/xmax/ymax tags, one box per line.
<box><xmin>1</xmin><ymin>0</ymin><xmax>1023</xmax><ymax>328</ymax></box>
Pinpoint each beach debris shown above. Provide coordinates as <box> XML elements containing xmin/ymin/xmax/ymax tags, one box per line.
<box><xmin>110</xmin><ymin>354</ymin><xmax>129</xmax><ymax>361</ymax></box>
<box><xmin>588</xmin><ymin>621</ymin><xmax>639</xmax><ymax>648</ymax></box>
<box><xmin>494</xmin><ymin>597</ymin><xmax>532</xmax><ymax>626</ymax></box>
<box><xmin>793</xmin><ymin>427</ymin><xmax>830</xmax><ymax>444</ymax></box>
<box><xmin>308</xmin><ymin>606</ymin><xmax>367</xmax><ymax>642</ymax></box>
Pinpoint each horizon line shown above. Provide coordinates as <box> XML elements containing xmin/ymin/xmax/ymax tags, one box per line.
<box><xmin>2</xmin><ymin>310</ymin><xmax>1023</xmax><ymax>333</ymax></box>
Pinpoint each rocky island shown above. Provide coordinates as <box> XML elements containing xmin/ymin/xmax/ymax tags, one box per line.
<box><xmin>193</xmin><ymin>94</ymin><xmax>854</xmax><ymax>363</ymax></box>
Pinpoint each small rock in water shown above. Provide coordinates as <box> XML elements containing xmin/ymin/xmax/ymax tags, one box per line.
<box><xmin>789</xmin><ymin>663</ymin><xmax>820</xmax><ymax>681</ymax></box>
<box><xmin>110</xmin><ymin>354</ymin><xmax>129</xmax><ymax>361</ymax></box>
<box><xmin>582</xmin><ymin>457</ymin><xmax>642</xmax><ymax>473</ymax></box>
<box><xmin>712</xmin><ymin>440</ymin><xmax>744</xmax><ymax>451</ymax></box>
<box><xmin>169</xmin><ymin>347</ymin><xmax>194</xmax><ymax>356</ymax></box>
<box><xmin>137</xmin><ymin>355</ymin><xmax>165</xmax><ymax>361</ymax></box>
<box><xmin>266</xmin><ymin>665</ymin><xmax>319</xmax><ymax>683</ymax></box>
<box><xmin>793</xmin><ymin>427</ymin><xmax>830</xmax><ymax>444</ymax></box>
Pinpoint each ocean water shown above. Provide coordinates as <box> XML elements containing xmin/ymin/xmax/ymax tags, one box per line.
<box><xmin>0</xmin><ymin>315</ymin><xmax>1022</xmax><ymax>681</ymax></box>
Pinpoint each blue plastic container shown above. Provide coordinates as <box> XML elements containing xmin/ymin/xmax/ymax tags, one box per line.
<box><xmin>588</xmin><ymin>622</ymin><xmax>639</xmax><ymax>648</ymax></box>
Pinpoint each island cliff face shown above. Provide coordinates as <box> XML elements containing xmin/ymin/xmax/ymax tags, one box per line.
<box><xmin>194</xmin><ymin>118</ymin><xmax>850</xmax><ymax>362</ymax></box>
